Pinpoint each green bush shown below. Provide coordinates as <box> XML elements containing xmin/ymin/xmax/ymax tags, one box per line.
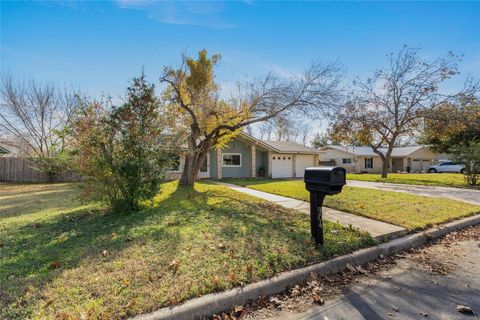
<box><xmin>72</xmin><ymin>74</ymin><xmax>175</xmax><ymax>211</ymax></box>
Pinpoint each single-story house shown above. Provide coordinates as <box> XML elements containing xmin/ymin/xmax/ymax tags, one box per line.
<box><xmin>171</xmin><ymin>132</ymin><xmax>320</xmax><ymax>179</ymax></box>
<box><xmin>319</xmin><ymin>145</ymin><xmax>439</xmax><ymax>173</ymax></box>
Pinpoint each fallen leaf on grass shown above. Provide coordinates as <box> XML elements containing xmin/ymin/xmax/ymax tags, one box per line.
<box><xmin>169</xmin><ymin>259</ymin><xmax>179</xmax><ymax>270</ymax></box>
<box><xmin>49</xmin><ymin>261</ymin><xmax>61</xmax><ymax>269</ymax></box>
<box><xmin>102</xmin><ymin>250</ymin><xmax>109</xmax><ymax>257</ymax></box>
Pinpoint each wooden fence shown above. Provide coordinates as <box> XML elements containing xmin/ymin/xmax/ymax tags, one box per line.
<box><xmin>0</xmin><ymin>157</ymin><xmax>81</xmax><ymax>183</ymax></box>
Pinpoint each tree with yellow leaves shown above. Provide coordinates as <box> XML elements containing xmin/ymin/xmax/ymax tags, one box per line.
<box><xmin>161</xmin><ymin>50</ymin><xmax>343</xmax><ymax>185</ymax></box>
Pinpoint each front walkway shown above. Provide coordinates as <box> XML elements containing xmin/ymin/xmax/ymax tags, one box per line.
<box><xmin>347</xmin><ymin>180</ymin><xmax>480</xmax><ymax>205</ymax></box>
<box><xmin>214</xmin><ymin>181</ymin><xmax>407</xmax><ymax>240</ymax></box>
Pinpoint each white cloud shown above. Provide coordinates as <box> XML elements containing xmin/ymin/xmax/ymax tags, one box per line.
<box><xmin>114</xmin><ymin>0</ymin><xmax>235</xmax><ymax>29</ymax></box>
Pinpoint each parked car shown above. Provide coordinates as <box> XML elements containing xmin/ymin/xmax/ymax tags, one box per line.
<box><xmin>427</xmin><ymin>161</ymin><xmax>465</xmax><ymax>173</ymax></box>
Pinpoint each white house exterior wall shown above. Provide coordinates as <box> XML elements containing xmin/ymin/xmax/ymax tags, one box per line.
<box><xmin>319</xmin><ymin>148</ymin><xmax>356</xmax><ymax>172</ymax></box>
<box><xmin>405</xmin><ymin>148</ymin><xmax>436</xmax><ymax>172</ymax></box>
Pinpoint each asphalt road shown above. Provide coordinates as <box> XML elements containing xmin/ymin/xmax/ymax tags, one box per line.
<box><xmin>346</xmin><ymin>180</ymin><xmax>480</xmax><ymax>206</ymax></box>
<box><xmin>245</xmin><ymin>226</ymin><xmax>480</xmax><ymax>320</ymax></box>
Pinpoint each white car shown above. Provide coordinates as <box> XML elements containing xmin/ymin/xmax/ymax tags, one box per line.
<box><xmin>427</xmin><ymin>161</ymin><xmax>465</xmax><ymax>174</ymax></box>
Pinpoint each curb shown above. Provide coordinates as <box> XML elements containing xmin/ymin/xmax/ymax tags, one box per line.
<box><xmin>131</xmin><ymin>214</ymin><xmax>480</xmax><ymax>320</ymax></box>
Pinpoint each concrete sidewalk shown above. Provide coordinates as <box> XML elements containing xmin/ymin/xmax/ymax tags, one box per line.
<box><xmin>347</xmin><ymin>180</ymin><xmax>480</xmax><ymax>205</ymax></box>
<box><xmin>214</xmin><ymin>181</ymin><xmax>406</xmax><ymax>240</ymax></box>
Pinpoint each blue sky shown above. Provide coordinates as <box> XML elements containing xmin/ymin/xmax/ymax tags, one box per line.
<box><xmin>1</xmin><ymin>0</ymin><xmax>479</xmax><ymax>130</ymax></box>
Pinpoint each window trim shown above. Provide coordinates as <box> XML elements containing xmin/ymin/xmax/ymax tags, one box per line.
<box><xmin>222</xmin><ymin>153</ymin><xmax>242</xmax><ymax>167</ymax></box>
<box><xmin>342</xmin><ymin>158</ymin><xmax>352</xmax><ymax>164</ymax></box>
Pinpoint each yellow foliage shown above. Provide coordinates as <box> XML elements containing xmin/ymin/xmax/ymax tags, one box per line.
<box><xmin>164</xmin><ymin>50</ymin><xmax>251</xmax><ymax>147</ymax></box>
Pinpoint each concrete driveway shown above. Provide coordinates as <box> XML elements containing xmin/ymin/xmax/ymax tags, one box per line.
<box><xmin>347</xmin><ymin>180</ymin><xmax>480</xmax><ymax>206</ymax></box>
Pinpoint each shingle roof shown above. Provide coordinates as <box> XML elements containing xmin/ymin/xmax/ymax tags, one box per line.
<box><xmin>322</xmin><ymin>145</ymin><xmax>429</xmax><ymax>157</ymax></box>
<box><xmin>261</xmin><ymin>140</ymin><xmax>319</xmax><ymax>154</ymax></box>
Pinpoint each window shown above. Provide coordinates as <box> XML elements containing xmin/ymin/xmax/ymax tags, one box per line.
<box><xmin>342</xmin><ymin>158</ymin><xmax>352</xmax><ymax>164</ymax></box>
<box><xmin>440</xmin><ymin>161</ymin><xmax>453</xmax><ymax>166</ymax></box>
<box><xmin>169</xmin><ymin>155</ymin><xmax>181</xmax><ymax>172</ymax></box>
<box><xmin>222</xmin><ymin>153</ymin><xmax>242</xmax><ymax>167</ymax></box>
<box><xmin>273</xmin><ymin>157</ymin><xmax>276</xmax><ymax>160</ymax></box>
<box><xmin>365</xmin><ymin>158</ymin><xmax>373</xmax><ymax>169</ymax></box>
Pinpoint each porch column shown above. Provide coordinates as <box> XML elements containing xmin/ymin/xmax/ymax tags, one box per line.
<box><xmin>292</xmin><ymin>155</ymin><xmax>297</xmax><ymax>178</ymax></box>
<box><xmin>314</xmin><ymin>154</ymin><xmax>319</xmax><ymax>166</ymax></box>
<box><xmin>267</xmin><ymin>151</ymin><xmax>272</xmax><ymax>178</ymax></box>
<box><xmin>216</xmin><ymin>148</ymin><xmax>222</xmax><ymax>179</ymax></box>
<box><xmin>251</xmin><ymin>145</ymin><xmax>256</xmax><ymax>178</ymax></box>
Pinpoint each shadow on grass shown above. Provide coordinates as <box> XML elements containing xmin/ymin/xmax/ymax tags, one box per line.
<box><xmin>1</xmin><ymin>181</ymin><xmax>373</xmax><ymax>319</ymax></box>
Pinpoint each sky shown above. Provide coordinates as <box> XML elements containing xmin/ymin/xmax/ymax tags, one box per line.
<box><xmin>1</xmin><ymin>0</ymin><xmax>479</xmax><ymax>136</ymax></box>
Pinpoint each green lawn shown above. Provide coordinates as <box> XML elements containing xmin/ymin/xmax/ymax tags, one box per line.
<box><xmin>0</xmin><ymin>182</ymin><xmax>373</xmax><ymax>320</ymax></box>
<box><xmin>346</xmin><ymin>173</ymin><xmax>476</xmax><ymax>189</ymax></box>
<box><xmin>225</xmin><ymin>179</ymin><xmax>480</xmax><ymax>230</ymax></box>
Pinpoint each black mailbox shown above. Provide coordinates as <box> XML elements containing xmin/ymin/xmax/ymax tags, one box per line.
<box><xmin>304</xmin><ymin>167</ymin><xmax>346</xmax><ymax>195</ymax></box>
<box><xmin>304</xmin><ymin>166</ymin><xmax>347</xmax><ymax>246</ymax></box>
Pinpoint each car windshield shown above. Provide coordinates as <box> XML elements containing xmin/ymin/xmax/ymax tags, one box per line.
<box><xmin>440</xmin><ymin>162</ymin><xmax>453</xmax><ymax>166</ymax></box>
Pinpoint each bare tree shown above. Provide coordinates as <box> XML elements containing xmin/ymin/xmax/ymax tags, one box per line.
<box><xmin>161</xmin><ymin>50</ymin><xmax>343</xmax><ymax>185</ymax></box>
<box><xmin>258</xmin><ymin>122</ymin><xmax>273</xmax><ymax>140</ymax></box>
<box><xmin>0</xmin><ymin>76</ymin><xmax>79</xmax><ymax>158</ymax></box>
<box><xmin>330</xmin><ymin>46</ymin><xmax>477</xmax><ymax>177</ymax></box>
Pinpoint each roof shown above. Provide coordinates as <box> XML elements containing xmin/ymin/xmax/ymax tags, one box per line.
<box><xmin>260</xmin><ymin>140</ymin><xmax>320</xmax><ymax>154</ymax></box>
<box><xmin>321</xmin><ymin>145</ymin><xmax>431</xmax><ymax>157</ymax></box>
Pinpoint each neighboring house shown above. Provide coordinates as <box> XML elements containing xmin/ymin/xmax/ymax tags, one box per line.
<box><xmin>171</xmin><ymin>132</ymin><xmax>320</xmax><ymax>179</ymax></box>
<box><xmin>319</xmin><ymin>145</ymin><xmax>439</xmax><ymax>173</ymax></box>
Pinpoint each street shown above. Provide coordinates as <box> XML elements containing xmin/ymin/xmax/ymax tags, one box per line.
<box><xmin>234</xmin><ymin>226</ymin><xmax>480</xmax><ymax>320</ymax></box>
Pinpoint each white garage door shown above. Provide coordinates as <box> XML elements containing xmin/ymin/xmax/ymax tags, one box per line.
<box><xmin>271</xmin><ymin>154</ymin><xmax>293</xmax><ymax>178</ymax></box>
<box><xmin>295</xmin><ymin>155</ymin><xmax>315</xmax><ymax>178</ymax></box>
<box><xmin>411</xmin><ymin>159</ymin><xmax>422</xmax><ymax>172</ymax></box>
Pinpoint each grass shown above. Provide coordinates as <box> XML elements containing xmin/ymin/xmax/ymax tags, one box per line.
<box><xmin>346</xmin><ymin>173</ymin><xmax>476</xmax><ymax>189</ymax></box>
<box><xmin>0</xmin><ymin>182</ymin><xmax>373</xmax><ymax>320</ymax></box>
<box><xmin>225</xmin><ymin>179</ymin><xmax>480</xmax><ymax>230</ymax></box>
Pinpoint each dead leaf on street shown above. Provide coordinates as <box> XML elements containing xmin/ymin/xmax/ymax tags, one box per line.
<box><xmin>311</xmin><ymin>293</ymin><xmax>324</xmax><ymax>305</ymax></box>
<box><xmin>456</xmin><ymin>304</ymin><xmax>474</xmax><ymax>314</ymax></box>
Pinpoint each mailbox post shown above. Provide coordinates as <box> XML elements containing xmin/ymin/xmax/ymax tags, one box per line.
<box><xmin>304</xmin><ymin>167</ymin><xmax>346</xmax><ymax>245</ymax></box>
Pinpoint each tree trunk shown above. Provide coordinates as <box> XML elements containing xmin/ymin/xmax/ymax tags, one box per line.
<box><xmin>381</xmin><ymin>158</ymin><xmax>388</xmax><ymax>178</ymax></box>
<box><xmin>179</xmin><ymin>147</ymin><xmax>210</xmax><ymax>186</ymax></box>
<box><xmin>179</xmin><ymin>155</ymin><xmax>197</xmax><ymax>186</ymax></box>
<box><xmin>372</xmin><ymin>147</ymin><xmax>391</xmax><ymax>178</ymax></box>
